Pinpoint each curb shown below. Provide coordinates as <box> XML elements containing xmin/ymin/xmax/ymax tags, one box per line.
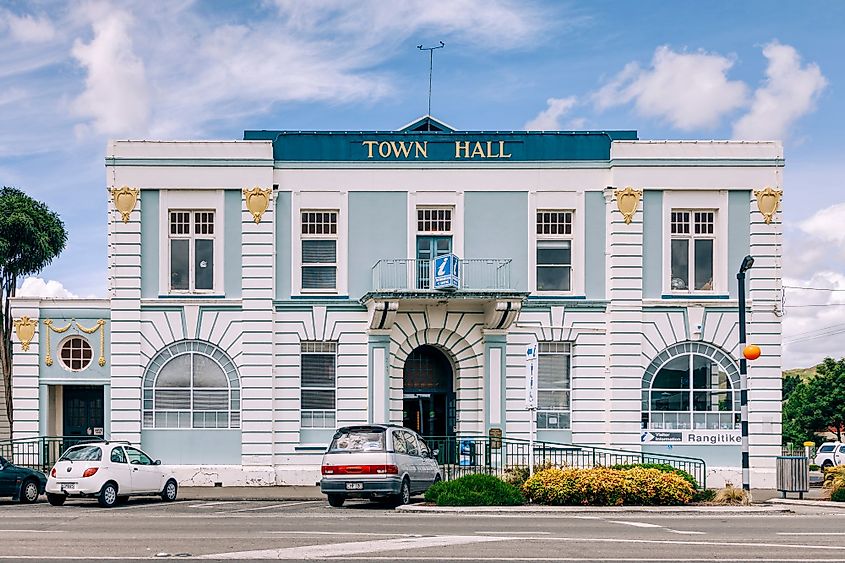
<box><xmin>395</xmin><ymin>504</ymin><xmax>792</xmax><ymax>515</ymax></box>
<box><xmin>766</xmin><ymin>498</ymin><xmax>845</xmax><ymax>508</ymax></box>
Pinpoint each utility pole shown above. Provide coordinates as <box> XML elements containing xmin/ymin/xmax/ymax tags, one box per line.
<box><xmin>417</xmin><ymin>42</ymin><xmax>445</xmax><ymax>119</ymax></box>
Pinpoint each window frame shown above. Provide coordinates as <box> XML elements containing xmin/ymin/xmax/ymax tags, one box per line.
<box><xmin>536</xmin><ymin>341</ymin><xmax>572</xmax><ymax>430</ymax></box>
<box><xmin>167</xmin><ymin>208</ymin><xmax>217</xmax><ymax>294</ymax></box>
<box><xmin>300</xmin><ymin>341</ymin><xmax>338</xmax><ymax>429</ymax></box>
<box><xmin>643</xmin><ymin>353</ymin><xmax>739</xmax><ymax>431</ymax></box>
<box><xmin>300</xmin><ymin>210</ymin><xmax>339</xmax><ymax>293</ymax></box>
<box><xmin>416</xmin><ymin>206</ymin><xmax>453</xmax><ymax>235</ymax></box>
<box><xmin>58</xmin><ymin>335</ymin><xmax>94</xmax><ymax>372</ymax></box>
<box><xmin>535</xmin><ymin>210</ymin><xmax>574</xmax><ymax>294</ymax></box>
<box><xmin>668</xmin><ymin>208</ymin><xmax>717</xmax><ymax>294</ymax></box>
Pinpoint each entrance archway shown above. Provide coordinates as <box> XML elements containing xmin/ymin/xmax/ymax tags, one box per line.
<box><xmin>402</xmin><ymin>345</ymin><xmax>455</xmax><ymax>437</ymax></box>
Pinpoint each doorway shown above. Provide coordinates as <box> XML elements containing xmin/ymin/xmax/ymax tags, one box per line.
<box><xmin>416</xmin><ymin>236</ymin><xmax>452</xmax><ymax>289</ymax></box>
<box><xmin>63</xmin><ymin>385</ymin><xmax>104</xmax><ymax>438</ymax></box>
<box><xmin>402</xmin><ymin>345</ymin><xmax>455</xmax><ymax>437</ymax></box>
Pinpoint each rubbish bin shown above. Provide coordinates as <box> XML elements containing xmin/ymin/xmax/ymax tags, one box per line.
<box><xmin>776</xmin><ymin>455</ymin><xmax>809</xmax><ymax>499</ymax></box>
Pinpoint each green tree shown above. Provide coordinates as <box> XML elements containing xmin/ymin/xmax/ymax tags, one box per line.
<box><xmin>0</xmin><ymin>187</ymin><xmax>67</xmax><ymax>429</ymax></box>
<box><xmin>782</xmin><ymin>358</ymin><xmax>845</xmax><ymax>445</ymax></box>
<box><xmin>782</xmin><ymin>373</ymin><xmax>801</xmax><ymax>400</ymax></box>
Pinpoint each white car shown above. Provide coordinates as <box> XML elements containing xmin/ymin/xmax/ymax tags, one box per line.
<box><xmin>46</xmin><ymin>441</ymin><xmax>178</xmax><ymax>508</ymax></box>
<box><xmin>814</xmin><ymin>442</ymin><xmax>845</xmax><ymax>469</ymax></box>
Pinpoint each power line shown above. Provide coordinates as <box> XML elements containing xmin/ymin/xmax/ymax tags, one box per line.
<box><xmin>783</xmin><ymin>303</ymin><xmax>845</xmax><ymax>307</ymax></box>
<box><xmin>784</xmin><ymin>285</ymin><xmax>845</xmax><ymax>292</ymax></box>
<box><xmin>783</xmin><ymin>321</ymin><xmax>845</xmax><ymax>341</ymax></box>
<box><xmin>784</xmin><ymin>326</ymin><xmax>845</xmax><ymax>344</ymax></box>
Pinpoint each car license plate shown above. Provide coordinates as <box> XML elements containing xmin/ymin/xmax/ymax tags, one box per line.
<box><xmin>61</xmin><ymin>483</ymin><xmax>76</xmax><ymax>490</ymax></box>
<box><xmin>345</xmin><ymin>482</ymin><xmax>363</xmax><ymax>490</ymax></box>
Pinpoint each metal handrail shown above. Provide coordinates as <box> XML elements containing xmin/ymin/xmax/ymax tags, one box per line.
<box><xmin>0</xmin><ymin>436</ymin><xmax>101</xmax><ymax>473</ymax></box>
<box><xmin>422</xmin><ymin>435</ymin><xmax>707</xmax><ymax>489</ymax></box>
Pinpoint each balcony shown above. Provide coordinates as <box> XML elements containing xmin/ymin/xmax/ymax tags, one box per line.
<box><xmin>372</xmin><ymin>258</ymin><xmax>516</xmax><ymax>292</ymax></box>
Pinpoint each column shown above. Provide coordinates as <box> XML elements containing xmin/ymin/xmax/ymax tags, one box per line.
<box><xmin>368</xmin><ymin>333</ymin><xmax>391</xmax><ymax>424</ymax></box>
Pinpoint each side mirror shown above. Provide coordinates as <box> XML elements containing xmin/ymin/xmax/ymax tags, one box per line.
<box><xmin>154</xmin><ymin>460</ymin><xmax>161</xmax><ymax>466</ymax></box>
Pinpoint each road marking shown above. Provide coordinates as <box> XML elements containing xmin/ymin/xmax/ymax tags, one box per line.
<box><xmin>777</xmin><ymin>532</ymin><xmax>845</xmax><ymax>535</ymax></box>
<box><xmin>607</xmin><ymin>520</ymin><xmax>664</xmax><ymax>528</ymax></box>
<box><xmin>666</xmin><ymin>530</ymin><xmax>706</xmax><ymax>535</ymax></box>
<box><xmin>90</xmin><ymin>500</ymin><xmax>190</xmax><ymax>512</ymax></box>
<box><xmin>475</xmin><ymin>531</ymin><xmax>551</xmax><ymax>535</ymax></box>
<box><xmin>190</xmin><ymin>501</ymin><xmax>238</xmax><ymax>508</ymax></box>
<box><xmin>221</xmin><ymin>501</ymin><xmax>322</xmax><ymax>513</ymax></box>
<box><xmin>269</xmin><ymin>531</ymin><xmax>416</xmax><ymax>537</ymax></box>
<box><xmin>200</xmin><ymin>535</ymin><xmax>508</xmax><ymax>559</ymax></box>
<box><xmin>0</xmin><ymin>530</ymin><xmax>65</xmax><ymax>533</ymax></box>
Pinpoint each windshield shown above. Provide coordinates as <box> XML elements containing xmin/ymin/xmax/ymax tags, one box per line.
<box><xmin>329</xmin><ymin>428</ymin><xmax>386</xmax><ymax>453</ymax></box>
<box><xmin>59</xmin><ymin>446</ymin><xmax>102</xmax><ymax>462</ymax></box>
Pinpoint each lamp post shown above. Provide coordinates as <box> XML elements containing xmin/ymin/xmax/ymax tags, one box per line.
<box><xmin>737</xmin><ymin>254</ymin><xmax>754</xmax><ymax>492</ymax></box>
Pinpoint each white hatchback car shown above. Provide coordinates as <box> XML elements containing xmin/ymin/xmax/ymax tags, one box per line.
<box><xmin>46</xmin><ymin>441</ymin><xmax>178</xmax><ymax>508</ymax></box>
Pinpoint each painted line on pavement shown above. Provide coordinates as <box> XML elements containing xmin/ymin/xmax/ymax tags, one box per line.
<box><xmin>190</xmin><ymin>501</ymin><xmax>239</xmax><ymax>508</ymax></box>
<box><xmin>199</xmin><ymin>535</ymin><xmax>509</xmax><ymax>559</ymax></box>
<box><xmin>475</xmin><ymin>531</ymin><xmax>551</xmax><ymax>535</ymax></box>
<box><xmin>607</xmin><ymin>520</ymin><xmax>663</xmax><ymax>528</ymax></box>
<box><xmin>269</xmin><ymin>531</ymin><xmax>418</xmax><ymax>537</ymax></box>
<box><xmin>0</xmin><ymin>529</ymin><xmax>65</xmax><ymax>533</ymax></box>
<box><xmin>777</xmin><ymin>532</ymin><xmax>845</xmax><ymax>535</ymax></box>
<box><xmin>221</xmin><ymin>501</ymin><xmax>322</xmax><ymax>513</ymax></box>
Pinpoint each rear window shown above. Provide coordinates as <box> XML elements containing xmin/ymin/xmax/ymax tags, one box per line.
<box><xmin>59</xmin><ymin>446</ymin><xmax>102</xmax><ymax>462</ymax></box>
<box><xmin>329</xmin><ymin>428</ymin><xmax>386</xmax><ymax>453</ymax></box>
<box><xmin>819</xmin><ymin>445</ymin><xmax>835</xmax><ymax>453</ymax></box>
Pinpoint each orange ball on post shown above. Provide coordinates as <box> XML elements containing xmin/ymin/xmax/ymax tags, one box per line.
<box><xmin>743</xmin><ymin>344</ymin><xmax>761</xmax><ymax>361</ymax></box>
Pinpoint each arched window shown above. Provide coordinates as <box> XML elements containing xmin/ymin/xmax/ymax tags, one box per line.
<box><xmin>642</xmin><ymin>342</ymin><xmax>739</xmax><ymax>431</ymax></box>
<box><xmin>142</xmin><ymin>340</ymin><xmax>240</xmax><ymax>429</ymax></box>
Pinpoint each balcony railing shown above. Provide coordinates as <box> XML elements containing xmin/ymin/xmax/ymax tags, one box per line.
<box><xmin>371</xmin><ymin>258</ymin><xmax>512</xmax><ymax>292</ymax></box>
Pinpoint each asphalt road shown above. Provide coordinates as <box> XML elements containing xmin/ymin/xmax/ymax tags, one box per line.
<box><xmin>2</xmin><ymin>497</ymin><xmax>845</xmax><ymax>561</ymax></box>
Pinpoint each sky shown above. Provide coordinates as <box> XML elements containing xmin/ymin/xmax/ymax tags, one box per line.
<box><xmin>1</xmin><ymin>0</ymin><xmax>843</xmax><ymax>369</ymax></box>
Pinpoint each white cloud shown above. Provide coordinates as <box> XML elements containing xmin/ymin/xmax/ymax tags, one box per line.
<box><xmin>1</xmin><ymin>10</ymin><xmax>56</xmax><ymax>43</ymax></box>
<box><xmin>17</xmin><ymin>277</ymin><xmax>79</xmax><ymax>299</ymax></box>
<box><xmin>524</xmin><ymin>97</ymin><xmax>580</xmax><ymax>130</ymax></box>
<box><xmin>70</xmin><ymin>3</ymin><xmax>150</xmax><ymax>137</ymax></box>
<box><xmin>593</xmin><ymin>46</ymin><xmax>748</xmax><ymax>130</ymax></box>
<box><xmin>733</xmin><ymin>42</ymin><xmax>827</xmax><ymax>140</ymax></box>
<box><xmin>798</xmin><ymin>202</ymin><xmax>845</xmax><ymax>245</ymax></box>
<box><xmin>782</xmin><ymin>272</ymin><xmax>845</xmax><ymax>368</ymax></box>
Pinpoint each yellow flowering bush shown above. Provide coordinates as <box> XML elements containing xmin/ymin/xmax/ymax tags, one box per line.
<box><xmin>522</xmin><ymin>467</ymin><xmax>694</xmax><ymax>506</ymax></box>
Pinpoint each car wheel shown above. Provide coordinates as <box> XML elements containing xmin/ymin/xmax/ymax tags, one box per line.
<box><xmin>390</xmin><ymin>478</ymin><xmax>411</xmax><ymax>507</ymax></box>
<box><xmin>19</xmin><ymin>479</ymin><xmax>40</xmax><ymax>504</ymax></box>
<box><xmin>823</xmin><ymin>460</ymin><xmax>833</xmax><ymax>469</ymax></box>
<box><xmin>327</xmin><ymin>494</ymin><xmax>345</xmax><ymax>507</ymax></box>
<box><xmin>160</xmin><ymin>479</ymin><xmax>178</xmax><ymax>502</ymax></box>
<box><xmin>46</xmin><ymin>493</ymin><xmax>66</xmax><ymax>506</ymax></box>
<box><xmin>98</xmin><ymin>482</ymin><xmax>118</xmax><ymax>508</ymax></box>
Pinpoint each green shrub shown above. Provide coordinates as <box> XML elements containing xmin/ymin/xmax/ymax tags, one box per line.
<box><xmin>522</xmin><ymin>467</ymin><xmax>694</xmax><ymax>506</ymax></box>
<box><xmin>502</xmin><ymin>462</ymin><xmax>556</xmax><ymax>488</ymax></box>
<box><xmin>830</xmin><ymin>487</ymin><xmax>845</xmax><ymax>502</ymax></box>
<box><xmin>610</xmin><ymin>463</ymin><xmax>699</xmax><ymax>490</ymax></box>
<box><xmin>809</xmin><ymin>464</ymin><xmax>820</xmax><ymax>471</ymax></box>
<box><xmin>424</xmin><ymin>474</ymin><xmax>524</xmax><ymax>506</ymax></box>
<box><xmin>692</xmin><ymin>488</ymin><xmax>716</xmax><ymax>503</ymax></box>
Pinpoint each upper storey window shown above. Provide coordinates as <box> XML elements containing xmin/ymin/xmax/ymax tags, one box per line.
<box><xmin>301</xmin><ymin>211</ymin><xmax>338</xmax><ymax>291</ymax></box>
<box><xmin>169</xmin><ymin>210</ymin><xmax>215</xmax><ymax>292</ymax></box>
<box><xmin>417</xmin><ymin>208</ymin><xmax>452</xmax><ymax>233</ymax></box>
<box><xmin>536</xmin><ymin>210</ymin><xmax>573</xmax><ymax>292</ymax></box>
<box><xmin>670</xmin><ymin>210</ymin><xmax>715</xmax><ymax>292</ymax></box>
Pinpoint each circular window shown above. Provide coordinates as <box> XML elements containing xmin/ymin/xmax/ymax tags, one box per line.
<box><xmin>60</xmin><ymin>337</ymin><xmax>93</xmax><ymax>371</ymax></box>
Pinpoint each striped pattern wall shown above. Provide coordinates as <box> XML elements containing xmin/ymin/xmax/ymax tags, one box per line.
<box><xmin>110</xmin><ymin>193</ymin><xmax>143</xmax><ymax>444</ymax></box>
<box><xmin>747</xmin><ymin>191</ymin><xmax>783</xmax><ymax>475</ymax></box>
<box><xmin>508</xmin><ymin>306</ymin><xmax>607</xmax><ymax>444</ymax></box>
<box><xmin>388</xmin><ymin>307</ymin><xmax>486</xmax><ymax>435</ymax></box>
<box><xmin>606</xmin><ymin>188</ymin><xmax>645</xmax><ymax>449</ymax></box>
<box><xmin>273</xmin><ymin>307</ymin><xmax>369</xmax><ymax>454</ymax></box>
<box><xmin>240</xmin><ymin>195</ymin><xmax>275</xmax><ymax>466</ymax></box>
<box><xmin>10</xmin><ymin>304</ymin><xmax>41</xmax><ymax>439</ymax></box>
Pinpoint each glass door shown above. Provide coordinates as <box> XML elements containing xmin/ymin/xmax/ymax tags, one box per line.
<box><xmin>416</xmin><ymin>236</ymin><xmax>452</xmax><ymax>289</ymax></box>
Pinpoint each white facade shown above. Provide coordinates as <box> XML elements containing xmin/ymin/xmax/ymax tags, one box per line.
<box><xmin>10</xmin><ymin>120</ymin><xmax>784</xmax><ymax>487</ymax></box>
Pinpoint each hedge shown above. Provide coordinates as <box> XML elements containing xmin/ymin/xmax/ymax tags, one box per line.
<box><xmin>522</xmin><ymin>467</ymin><xmax>694</xmax><ymax>506</ymax></box>
<box><xmin>610</xmin><ymin>462</ymin><xmax>699</xmax><ymax>490</ymax></box>
<box><xmin>424</xmin><ymin>474</ymin><xmax>524</xmax><ymax>506</ymax></box>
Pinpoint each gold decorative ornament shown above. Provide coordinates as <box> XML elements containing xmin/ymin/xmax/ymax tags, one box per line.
<box><xmin>44</xmin><ymin>319</ymin><xmax>107</xmax><ymax>368</ymax></box>
<box><xmin>614</xmin><ymin>187</ymin><xmax>643</xmax><ymax>224</ymax></box>
<box><xmin>243</xmin><ymin>187</ymin><xmax>273</xmax><ymax>224</ymax></box>
<box><xmin>13</xmin><ymin>317</ymin><xmax>37</xmax><ymax>352</ymax></box>
<box><xmin>109</xmin><ymin>186</ymin><xmax>139</xmax><ymax>223</ymax></box>
<box><xmin>753</xmin><ymin>187</ymin><xmax>782</xmax><ymax>224</ymax></box>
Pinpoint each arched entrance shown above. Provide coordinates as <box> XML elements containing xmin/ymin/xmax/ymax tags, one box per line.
<box><xmin>402</xmin><ymin>345</ymin><xmax>455</xmax><ymax>437</ymax></box>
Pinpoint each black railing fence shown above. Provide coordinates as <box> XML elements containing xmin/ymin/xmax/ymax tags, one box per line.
<box><xmin>0</xmin><ymin>436</ymin><xmax>100</xmax><ymax>473</ymax></box>
<box><xmin>424</xmin><ymin>435</ymin><xmax>707</xmax><ymax>489</ymax></box>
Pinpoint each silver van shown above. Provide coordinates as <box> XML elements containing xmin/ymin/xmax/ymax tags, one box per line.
<box><xmin>320</xmin><ymin>425</ymin><xmax>442</xmax><ymax>507</ymax></box>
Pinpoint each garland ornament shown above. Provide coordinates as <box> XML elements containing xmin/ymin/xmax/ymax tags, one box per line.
<box><xmin>753</xmin><ymin>187</ymin><xmax>782</xmax><ymax>224</ymax></box>
<box><xmin>614</xmin><ymin>187</ymin><xmax>643</xmax><ymax>225</ymax></box>
<box><xmin>243</xmin><ymin>187</ymin><xmax>273</xmax><ymax>224</ymax></box>
<box><xmin>43</xmin><ymin>319</ymin><xmax>107</xmax><ymax>368</ymax></box>
<box><xmin>13</xmin><ymin>317</ymin><xmax>37</xmax><ymax>352</ymax></box>
<box><xmin>109</xmin><ymin>186</ymin><xmax>139</xmax><ymax>223</ymax></box>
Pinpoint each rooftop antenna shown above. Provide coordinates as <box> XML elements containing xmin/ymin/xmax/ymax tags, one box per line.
<box><xmin>417</xmin><ymin>41</ymin><xmax>445</xmax><ymax>122</ymax></box>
